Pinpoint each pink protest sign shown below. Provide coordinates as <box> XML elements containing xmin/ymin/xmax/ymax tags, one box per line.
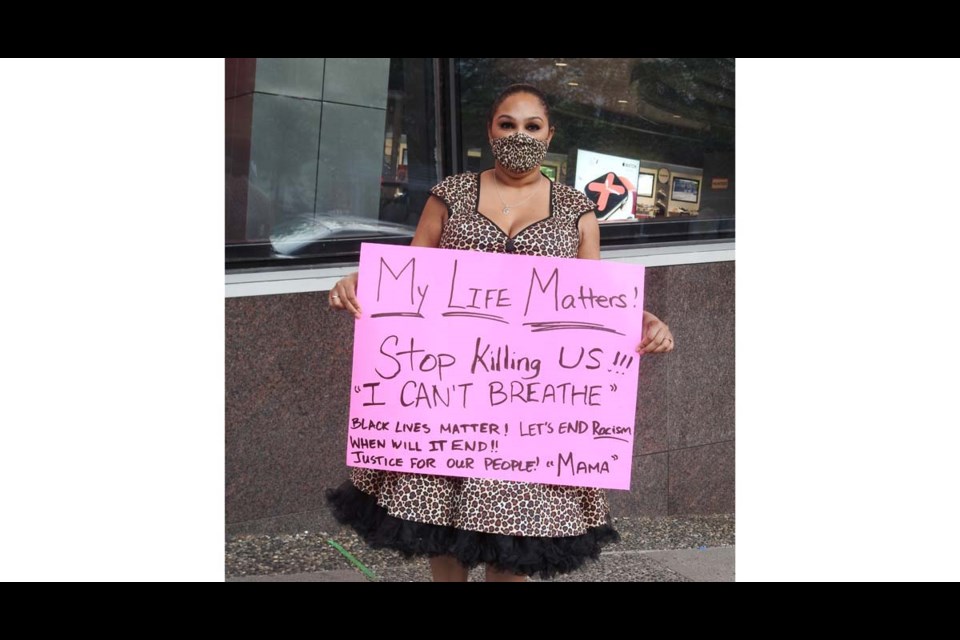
<box><xmin>346</xmin><ymin>243</ymin><xmax>645</xmax><ymax>490</ymax></box>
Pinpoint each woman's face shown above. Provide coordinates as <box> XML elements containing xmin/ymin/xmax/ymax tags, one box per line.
<box><xmin>488</xmin><ymin>92</ymin><xmax>554</xmax><ymax>146</ymax></box>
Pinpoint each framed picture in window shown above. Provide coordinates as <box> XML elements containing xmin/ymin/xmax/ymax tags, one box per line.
<box><xmin>540</xmin><ymin>163</ymin><xmax>559</xmax><ymax>182</ymax></box>
<box><xmin>636</xmin><ymin>171</ymin><xmax>655</xmax><ymax>198</ymax></box>
<box><xmin>671</xmin><ymin>177</ymin><xmax>700</xmax><ymax>203</ymax></box>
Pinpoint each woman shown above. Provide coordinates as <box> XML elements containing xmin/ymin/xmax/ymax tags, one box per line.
<box><xmin>326</xmin><ymin>84</ymin><xmax>674</xmax><ymax>582</ymax></box>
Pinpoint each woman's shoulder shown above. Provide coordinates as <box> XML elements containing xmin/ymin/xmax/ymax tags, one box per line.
<box><xmin>552</xmin><ymin>180</ymin><xmax>597</xmax><ymax>217</ymax></box>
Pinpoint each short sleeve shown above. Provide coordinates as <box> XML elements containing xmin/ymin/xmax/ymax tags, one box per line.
<box><xmin>578</xmin><ymin>192</ymin><xmax>598</xmax><ymax>214</ymax></box>
<box><xmin>429</xmin><ymin>174</ymin><xmax>462</xmax><ymax>209</ymax></box>
<box><xmin>565</xmin><ymin>185</ymin><xmax>600</xmax><ymax>224</ymax></box>
<box><xmin>577</xmin><ymin>205</ymin><xmax>600</xmax><ymax>223</ymax></box>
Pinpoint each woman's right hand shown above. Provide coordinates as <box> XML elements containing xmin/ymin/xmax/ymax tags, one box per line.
<box><xmin>329</xmin><ymin>271</ymin><xmax>361</xmax><ymax>319</ymax></box>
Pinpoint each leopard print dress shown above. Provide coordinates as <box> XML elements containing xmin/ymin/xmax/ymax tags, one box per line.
<box><xmin>328</xmin><ymin>170</ymin><xmax>620</xmax><ymax>576</ymax></box>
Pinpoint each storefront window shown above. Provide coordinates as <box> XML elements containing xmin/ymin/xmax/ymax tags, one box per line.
<box><xmin>226</xmin><ymin>58</ymin><xmax>438</xmax><ymax>266</ymax></box>
<box><xmin>225</xmin><ymin>58</ymin><xmax>733</xmax><ymax>269</ymax></box>
<box><xmin>457</xmin><ymin>58</ymin><xmax>734</xmax><ymax>245</ymax></box>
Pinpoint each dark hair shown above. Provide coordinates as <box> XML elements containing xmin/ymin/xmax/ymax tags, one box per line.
<box><xmin>487</xmin><ymin>83</ymin><xmax>552</xmax><ymax>129</ymax></box>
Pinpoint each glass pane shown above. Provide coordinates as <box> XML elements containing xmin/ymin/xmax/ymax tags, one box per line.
<box><xmin>456</xmin><ymin>58</ymin><xmax>734</xmax><ymax>241</ymax></box>
<box><xmin>226</xmin><ymin>58</ymin><xmax>437</xmax><ymax>263</ymax></box>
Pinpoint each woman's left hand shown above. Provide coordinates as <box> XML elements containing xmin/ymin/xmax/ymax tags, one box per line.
<box><xmin>636</xmin><ymin>311</ymin><xmax>674</xmax><ymax>354</ymax></box>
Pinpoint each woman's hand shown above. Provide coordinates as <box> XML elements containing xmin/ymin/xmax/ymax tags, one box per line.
<box><xmin>329</xmin><ymin>272</ymin><xmax>361</xmax><ymax>319</ymax></box>
<box><xmin>636</xmin><ymin>310</ymin><xmax>674</xmax><ymax>354</ymax></box>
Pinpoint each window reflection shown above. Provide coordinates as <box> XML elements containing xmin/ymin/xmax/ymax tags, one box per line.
<box><xmin>457</xmin><ymin>58</ymin><xmax>734</xmax><ymax>227</ymax></box>
<box><xmin>225</xmin><ymin>58</ymin><xmax>437</xmax><ymax>263</ymax></box>
<box><xmin>225</xmin><ymin>58</ymin><xmax>733</xmax><ymax>266</ymax></box>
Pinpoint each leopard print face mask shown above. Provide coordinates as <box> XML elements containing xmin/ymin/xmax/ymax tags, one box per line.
<box><xmin>490</xmin><ymin>131</ymin><xmax>548</xmax><ymax>173</ymax></box>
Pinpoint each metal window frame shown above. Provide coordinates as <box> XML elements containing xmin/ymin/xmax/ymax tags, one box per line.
<box><xmin>226</xmin><ymin>240</ymin><xmax>734</xmax><ymax>298</ymax></box>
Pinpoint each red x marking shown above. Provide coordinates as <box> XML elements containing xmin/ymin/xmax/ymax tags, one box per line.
<box><xmin>588</xmin><ymin>173</ymin><xmax>625</xmax><ymax>210</ymax></box>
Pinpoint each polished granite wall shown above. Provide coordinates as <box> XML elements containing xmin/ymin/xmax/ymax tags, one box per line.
<box><xmin>226</xmin><ymin>261</ymin><xmax>734</xmax><ymax>534</ymax></box>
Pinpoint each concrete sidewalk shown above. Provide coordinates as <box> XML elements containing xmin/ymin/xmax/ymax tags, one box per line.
<box><xmin>227</xmin><ymin>546</ymin><xmax>734</xmax><ymax>582</ymax></box>
<box><xmin>226</xmin><ymin>514</ymin><xmax>735</xmax><ymax>582</ymax></box>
